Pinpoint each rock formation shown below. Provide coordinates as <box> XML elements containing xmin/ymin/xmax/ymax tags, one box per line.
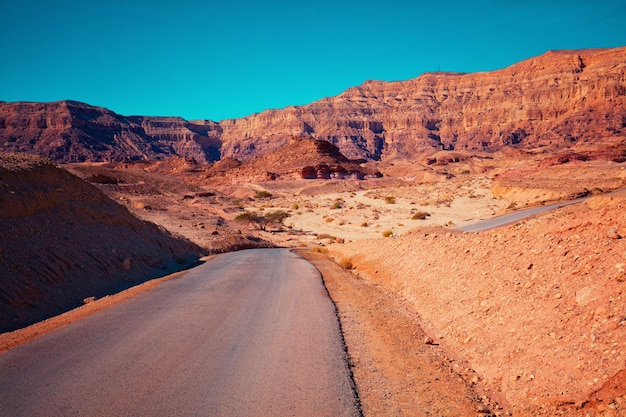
<box><xmin>0</xmin><ymin>153</ymin><xmax>203</xmax><ymax>332</ymax></box>
<box><xmin>0</xmin><ymin>101</ymin><xmax>222</xmax><ymax>163</ymax></box>
<box><xmin>1</xmin><ymin>46</ymin><xmax>625</xmax><ymax>165</ymax></box>
<box><xmin>205</xmin><ymin>137</ymin><xmax>382</xmax><ymax>183</ymax></box>
<box><xmin>216</xmin><ymin>47</ymin><xmax>626</xmax><ymax>162</ymax></box>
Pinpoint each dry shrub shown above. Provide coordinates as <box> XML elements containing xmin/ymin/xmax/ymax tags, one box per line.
<box><xmin>360</xmin><ymin>222</ymin><xmax>368</xmax><ymax>227</ymax></box>
<box><xmin>412</xmin><ymin>211</ymin><xmax>430</xmax><ymax>220</ymax></box>
<box><xmin>325</xmin><ymin>217</ymin><xmax>334</xmax><ymax>223</ymax></box>
<box><xmin>385</xmin><ymin>196</ymin><xmax>396</xmax><ymax>204</ymax></box>
<box><xmin>339</xmin><ymin>257</ymin><xmax>354</xmax><ymax>269</ymax></box>
<box><xmin>382</xmin><ymin>230</ymin><xmax>393</xmax><ymax>237</ymax></box>
<box><xmin>311</xmin><ymin>247</ymin><xmax>329</xmax><ymax>254</ymax></box>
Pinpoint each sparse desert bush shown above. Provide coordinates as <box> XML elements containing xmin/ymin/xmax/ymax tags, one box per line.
<box><xmin>412</xmin><ymin>211</ymin><xmax>431</xmax><ymax>220</ymax></box>
<box><xmin>331</xmin><ymin>201</ymin><xmax>342</xmax><ymax>209</ymax></box>
<box><xmin>339</xmin><ymin>257</ymin><xmax>354</xmax><ymax>269</ymax></box>
<box><xmin>382</xmin><ymin>230</ymin><xmax>393</xmax><ymax>237</ymax></box>
<box><xmin>325</xmin><ymin>217</ymin><xmax>334</xmax><ymax>223</ymax></box>
<box><xmin>235</xmin><ymin>211</ymin><xmax>258</xmax><ymax>224</ymax></box>
<box><xmin>292</xmin><ymin>203</ymin><xmax>299</xmax><ymax>210</ymax></box>
<box><xmin>360</xmin><ymin>222</ymin><xmax>369</xmax><ymax>227</ymax></box>
<box><xmin>235</xmin><ymin>210</ymin><xmax>288</xmax><ymax>231</ymax></box>
<box><xmin>254</xmin><ymin>190</ymin><xmax>273</xmax><ymax>199</ymax></box>
<box><xmin>385</xmin><ymin>196</ymin><xmax>396</xmax><ymax>204</ymax></box>
<box><xmin>311</xmin><ymin>247</ymin><xmax>329</xmax><ymax>254</ymax></box>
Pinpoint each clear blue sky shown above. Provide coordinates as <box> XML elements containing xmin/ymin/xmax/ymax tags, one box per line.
<box><xmin>1</xmin><ymin>0</ymin><xmax>625</xmax><ymax>121</ymax></box>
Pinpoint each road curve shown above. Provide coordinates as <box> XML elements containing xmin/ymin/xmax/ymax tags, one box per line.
<box><xmin>0</xmin><ymin>249</ymin><xmax>360</xmax><ymax>417</ymax></box>
<box><xmin>456</xmin><ymin>188</ymin><xmax>626</xmax><ymax>233</ymax></box>
<box><xmin>455</xmin><ymin>198</ymin><xmax>587</xmax><ymax>232</ymax></box>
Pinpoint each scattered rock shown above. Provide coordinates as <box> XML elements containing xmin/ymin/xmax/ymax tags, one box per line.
<box><xmin>576</xmin><ymin>286</ymin><xmax>599</xmax><ymax>306</ymax></box>
<box><xmin>122</xmin><ymin>258</ymin><xmax>132</xmax><ymax>271</ymax></box>
<box><xmin>607</xmin><ymin>226</ymin><xmax>622</xmax><ymax>239</ymax></box>
<box><xmin>424</xmin><ymin>336</ymin><xmax>435</xmax><ymax>345</ymax></box>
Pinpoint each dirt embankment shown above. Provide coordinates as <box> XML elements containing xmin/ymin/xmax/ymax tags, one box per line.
<box><xmin>329</xmin><ymin>193</ymin><xmax>626</xmax><ymax>416</ymax></box>
<box><xmin>0</xmin><ymin>153</ymin><xmax>203</xmax><ymax>333</ymax></box>
<box><xmin>491</xmin><ymin>162</ymin><xmax>626</xmax><ymax>208</ymax></box>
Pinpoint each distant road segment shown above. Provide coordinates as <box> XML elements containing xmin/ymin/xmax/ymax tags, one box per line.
<box><xmin>455</xmin><ymin>198</ymin><xmax>586</xmax><ymax>232</ymax></box>
<box><xmin>456</xmin><ymin>188</ymin><xmax>626</xmax><ymax>232</ymax></box>
<box><xmin>0</xmin><ymin>249</ymin><xmax>360</xmax><ymax>417</ymax></box>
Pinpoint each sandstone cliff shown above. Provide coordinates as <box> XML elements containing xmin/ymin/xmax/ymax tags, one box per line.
<box><xmin>216</xmin><ymin>47</ymin><xmax>626</xmax><ymax>162</ymax></box>
<box><xmin>0</xmin><ymin>101</ymin><xmax>222</xmax><ymax>163</ymax></box>
<box><xmin>1</xmin><ymin>47</ymin><xmax>625</xmax><ymax>165</ymax></box>
<box><xmin>0</xmin><ymin>153</ymin><xmax>203</xmax><ymax>332</ymax></box>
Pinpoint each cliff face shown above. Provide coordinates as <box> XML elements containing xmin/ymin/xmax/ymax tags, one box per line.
<box><xmin>1</xmin><ymin>47</ymin><xmax>625</xmax><ymax>164</ymax></box>
<box><xmin>0</xmin><ymin>153</ymin><xmax>203</xmax><ymax>332</ymax></box>
<box><xmin>0</xmin><ymin>101</ymin><xmax>222</xmax><ymax>163</ymax></box>
<box><xmin>217</xmin><ymin>47</ymin><xmax>626</xmax><ymax>162</ymax></box>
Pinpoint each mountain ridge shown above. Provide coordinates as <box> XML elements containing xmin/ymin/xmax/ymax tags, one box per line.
<box><xmin>1</xmin><ymin>46</ymin><xmax>625</xmax><ymax>165</ymax></box>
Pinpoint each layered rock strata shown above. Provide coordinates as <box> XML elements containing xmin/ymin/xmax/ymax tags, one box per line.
<box><xmin>1</xmin><ymin>47</ymin><xmax>625</xmax><ymax>164</ymax></box>
<box><xmin>216</xmin><ymin>47</ymin><xmax>626</xmax><ymax>162</ymax></box>
<box><xmin>0</xmin><ymin>101</ymin><xmax>221</xmax><ymax>163</ymax></box>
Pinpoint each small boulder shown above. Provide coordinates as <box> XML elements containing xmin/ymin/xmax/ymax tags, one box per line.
<box><xmin>607</xmin><ymin>226</ymin><xmax>622</xmax><ymax>240</ymax></box>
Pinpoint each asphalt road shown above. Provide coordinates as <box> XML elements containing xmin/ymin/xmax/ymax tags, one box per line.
<box><xmin>0</xmin><ymin>249</ymin><xmax>360</xmax><ymax>417</ymax></box>
<box><xmin>455</xmin><ymin>198</ymin><xmax>587</xmax><ymax>232</ymax></box>
<box><xmin>457</xmin><ymin>188</ymin><xmax>626</xmax><ymax>232</ymax></box>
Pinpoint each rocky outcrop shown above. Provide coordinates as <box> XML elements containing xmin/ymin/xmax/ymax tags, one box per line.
<box><xmin>206</xmin><ymin>137</ymin><xmax>382</xmax><ymax>183</ymax></box>
<box><xmin>0</xmin><ymin>101</ymin><xmax>222</xmax><ymax>163</ymax></box>
<box><xmin>0</xmin><ymin>153</ymin><xmax>203</xmax><ymax>332</ymax></box>
<box><xmin>1</xmin><ymin>47</ymin><xmax>625</xmax><ymax>165</ymax></box>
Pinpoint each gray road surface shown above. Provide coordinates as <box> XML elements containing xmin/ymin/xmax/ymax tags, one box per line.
<box><xmin>456</xmin><ymin>188</ymin><xmax>626</xmax><ymax>232</ymax></box>
<box><xmin>0</xmin><ymin>249</ymin><xmax>360</xmax><ymax>417</ymax></box>
<box><xmin>455</xmin><ymin>198</ymin><xmax>587</xmax><ymax>232</ymax></box>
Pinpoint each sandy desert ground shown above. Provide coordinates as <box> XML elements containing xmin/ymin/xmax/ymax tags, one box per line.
<box><xmin>5</xmin><ymin>157</ymin><xmax>626</xmax><ymax>416</ymax></box>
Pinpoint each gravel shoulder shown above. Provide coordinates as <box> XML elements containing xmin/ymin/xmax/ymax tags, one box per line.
<box><xmin>297</xmin><ymin>249</ymin><xmax>498</xmax><ymax>416</ymax></box>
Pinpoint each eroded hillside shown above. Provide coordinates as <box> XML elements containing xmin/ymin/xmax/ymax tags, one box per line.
<box><xmin>0</xmin><ymin>153</ymin><xmax>203</xmax><ymax>332</ymax></box>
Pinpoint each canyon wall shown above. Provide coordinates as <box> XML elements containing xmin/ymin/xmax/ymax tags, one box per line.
<box><xmin>1</xmin><ymin>47</ymin><xmax>625</xmax><ymax>164</ymax></box>
<box><xmin>217</xmin><ymin>47</ymin><xmax>626</xmax><ymax>161</ymax></box>
<box><xmin>0</xmin><ymin>101</ymin><xmax>222</xmax><ymax>163</ymax></box>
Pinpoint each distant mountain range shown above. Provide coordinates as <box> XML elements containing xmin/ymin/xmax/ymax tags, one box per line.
<box><xmin>1</xmin><ymin>46</ymin><xmax>625</xmax><ymax>164</ymax></box>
